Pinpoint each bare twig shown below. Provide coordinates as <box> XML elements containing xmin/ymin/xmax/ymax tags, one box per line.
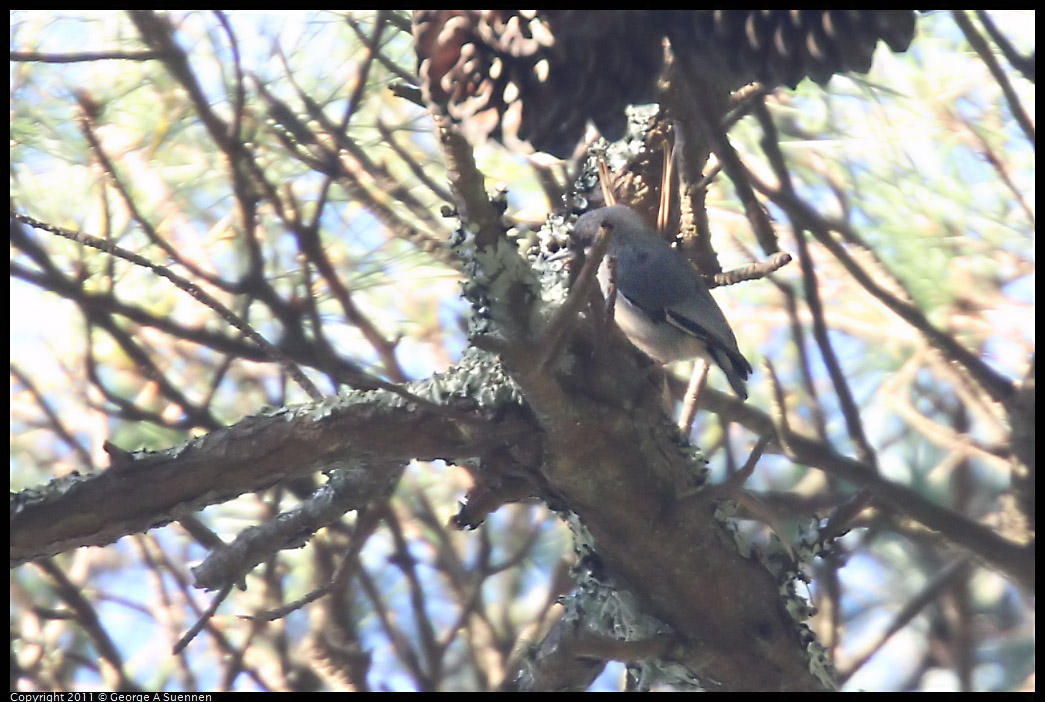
<box><xmin>11</xmin><ymin>50</ymin><xmax>162</xmax><ymax>62</ymax></box>
<box><xmin>764</xmin><ymin>360</ymin><xmax>1032</xmax><ymax>590</ymax></box>
<box><xmin>173</xmin><ymin>584</ymin><xmax>234</xmax><ymax>654</ymax></box>
<box><xmin>13</xmin><ymin>214</ymin><xmax>323</xmax><ymax>400</ymax></box>
<box><xmin>533</xmin><ymin>222</ymin><xmax>614</xmax><ymax>374</ymax></box>
<box><xmin>952</xmin><ymin>10</ymin><xmax>1034</xmax><ymax>146</ymax></box>
<box><xmin>677</xmin><ymin>361</ymin><xmax>710</xmax><ymax>436</ymax></box>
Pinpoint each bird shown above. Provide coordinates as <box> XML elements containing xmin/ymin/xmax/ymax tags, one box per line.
<box><xmin>568</xmin><ymin>205</ymin><xmax>753</xmax><ymax>399</ymax></box>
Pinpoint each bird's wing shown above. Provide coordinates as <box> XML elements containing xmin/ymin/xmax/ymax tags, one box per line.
<box><xmin>665</xmin><ymin>306</ymin><xmax>753</xmax><ymax>376</ymax></box>
<box><xmin>608</xmin><ymin>235</ymin><xmax>752</xmax><ymax>375</ymax></box>
<box><xmin>609</xmin><ymin>238</ymin><xmax>685</xmax><ymax>313</ymax></box>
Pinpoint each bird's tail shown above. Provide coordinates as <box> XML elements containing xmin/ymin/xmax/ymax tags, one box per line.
<box><xmin>708</xmin><ymin>345</ymin><xmax>751</xmax><ymax>400</ymax></box>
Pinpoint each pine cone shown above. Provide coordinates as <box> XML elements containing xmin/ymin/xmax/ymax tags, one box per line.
<box><xmin>413</xmin><ymin>10</ymin><xmax>917</xmax><ymax>158</ymax></box>
<box><xmin>663</xmin><ymin>10</ymin><xmax>917</xmax><ymax>89</ymax></box>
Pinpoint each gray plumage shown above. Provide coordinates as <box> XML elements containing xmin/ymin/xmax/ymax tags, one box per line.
<box><xmin>571</xmin><ymin>205</ymin><xmax>753</xmax><ymax>399</ymax></box>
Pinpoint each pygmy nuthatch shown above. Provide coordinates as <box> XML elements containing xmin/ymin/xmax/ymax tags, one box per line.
<box><xmin>569</xmin><ymin>205</ymin><xmax>752</xmax><ymax>399</ymax></box>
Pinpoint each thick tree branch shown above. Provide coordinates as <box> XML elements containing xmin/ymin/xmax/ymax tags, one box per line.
<box><xmin>11</xmin><ymin>375</ymin><xmax>531</xmax><ymax>567</ymax></box>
